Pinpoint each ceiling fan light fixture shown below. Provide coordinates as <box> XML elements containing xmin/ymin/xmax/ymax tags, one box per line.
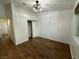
<box><xmin>33</xmin><ymin>0</ymin><xmax>42</xmax><ymax>12</ymax></box>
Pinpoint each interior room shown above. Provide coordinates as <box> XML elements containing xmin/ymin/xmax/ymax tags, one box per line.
<box><xmin>0</xmin><ymin>0</ymin><xmax>79</xmax><ymax>59</ymax></box>
<box><xmin>0</xmin><ymin>19</ymin><xmax>9</xmax><ymax>37</ymax></box>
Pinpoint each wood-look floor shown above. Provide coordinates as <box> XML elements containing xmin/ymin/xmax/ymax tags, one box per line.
<box><xmin>0</xmin><ymin>37</ymin><xmax>72</xmax><ymax>59</ymax></box>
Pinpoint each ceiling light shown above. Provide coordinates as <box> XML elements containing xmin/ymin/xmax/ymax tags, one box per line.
<box><xmin>33</xmin><ymin>0</ymin><xmax>42</xmax><ymax>12</ymax></box>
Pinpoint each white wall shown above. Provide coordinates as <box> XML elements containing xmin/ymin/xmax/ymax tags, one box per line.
<box><xmin>12</xmin><ymin>3</ymin><xmax>28</xmax><ymax>45</ymax></box>
<box><xmin>70</xmin><ymin>0</ymin><xmax>79</xmax><ymax>58</ymax></box>
<box><xmin>37</xmin><ymin>10</ymin><xmax>73</xmax><ymax>44</ymax></box>
<box><xmin>11</xmin><ymin>2</ymin><xmax>37</xmax><ymax>45</ymax></box>
<box><xmin>32</xmin><ymin>21</ymin><xmax>38</xmax><ymax>37</ymax></box>
<box><xmin>0</xmin><ymin>4</ymin><xmax>11</xmax><ymax>19</ymax></box>
<box><xmin>0</xmin><ymin>4</ymin><xmax>7</xmax><ymax>19</ymax></box>
<box><xmin>70</xmin><ymin>37</ymin><xmax>79</xmax><ymax>59</ymax></box>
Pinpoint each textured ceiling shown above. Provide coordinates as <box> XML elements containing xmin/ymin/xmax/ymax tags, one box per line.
<box><xmin>0</xmin><ymin>0</ymin><xmax>76</xmax><ymax>12</ymax></box>
<box><xmin>13</xmin><ymin>0</ymin><xmax>76</xmax><ymax>12</ymax></box>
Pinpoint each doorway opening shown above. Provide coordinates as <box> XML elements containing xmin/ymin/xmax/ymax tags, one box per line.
<box><xmin>0</xmin><ymin>19</ymin><xmax>10</xmax><ymax>38</ymax></box>
<box><xmin>27</xmin><ymin>20</ymin><xmax>33</xmax><ymax>40</ymax></box>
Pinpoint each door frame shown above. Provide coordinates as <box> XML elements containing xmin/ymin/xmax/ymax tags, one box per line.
<box><xmin>27</xmin><ymin>20</ymin><xmax>33</xmax><ymax>40</ymax></box>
